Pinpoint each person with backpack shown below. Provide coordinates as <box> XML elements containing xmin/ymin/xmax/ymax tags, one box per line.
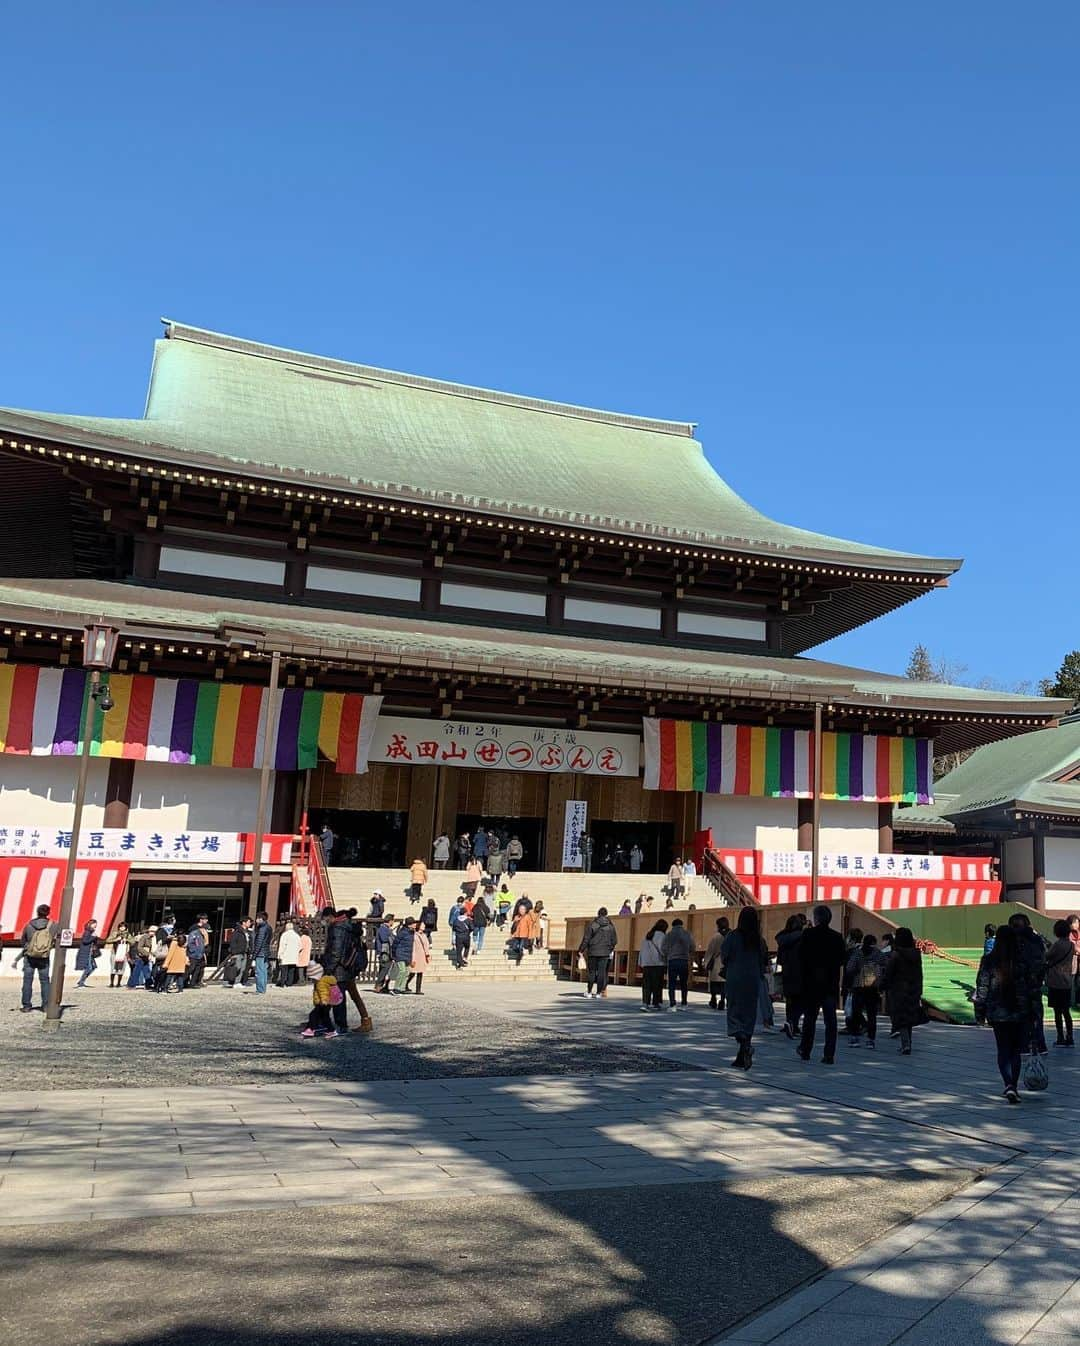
<box><xmin>579</xmin><ymin>907</ymin><xmax>618</xmax><ymax>999</ymax></box>
<box><xmin>846</xmin><ymin>934</ymin><xmax>886</xmax><ymax>1048</ymax></box>
<box><xmin>638</xmin><ymin>919</ymin><xmax>668</xmax><ymax>1011</ymax></box>
<box><xmin>373</xmin><ymin>915</ymin><xmax>394</xmax><ymax>989</ymax></box>
<box><xmin>471</xmin><ymin>890</ymin><xmax>492</xmax><ymax>954</ymax></box>
<box><xmin>20</xmin><ymin>904</ymin><xmax>56</xmax><ymax>1012</ymax></box>
<box><xmin>184</xmin><ymin>916</ymin><xmax>211</xmax><ymax>989</ymax></box>
<box><xmin>127</xmin><ymin>927</ymin><xmax>155</xmax><ymax>990</ymax></box>
<box><xmin>975</xmin><ymin>924</ymin><xmax>1044</xmax><ymax>1103</ymax></box>
<box><xmin>420</xmin><ymin>898</ymin><xmax>439</xmax><ymax>946</ymax></box>
<box><xmin>299</xmin><ymin>960</ymin><xmax>345</xmax><ymax>1039</ymax></box>
<box><xmin>74</xmin><ymin>920</ymin><xmax>101</xmax><ymax>988</ymax></box>
<box><xmin>449</xmin><ymin>899</ymin><xmax>473</xmax><ymax>968</ymax></box>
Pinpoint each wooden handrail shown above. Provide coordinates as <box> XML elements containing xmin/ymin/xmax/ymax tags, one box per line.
<box><xmin>701</xmin><ymin>847</ymin><xmax>758</xmax><ymax>907</ymax></box>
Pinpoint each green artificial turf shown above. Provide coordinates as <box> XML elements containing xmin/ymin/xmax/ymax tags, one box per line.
<box><xmin>921</xmin><ymin>949</ymin><xmax>982</xmax><ymax>1023</ymax></box>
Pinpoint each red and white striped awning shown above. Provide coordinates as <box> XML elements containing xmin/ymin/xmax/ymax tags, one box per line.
<box><xmin>0</xmin><ymin>859</ymin><xmax>129</xmax><ymax>939</ymax></box>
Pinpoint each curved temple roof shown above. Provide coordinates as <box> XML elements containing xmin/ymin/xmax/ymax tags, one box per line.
<box><xmin>0</xmin><ymin>321</ymin><xmax>960</xmax><ymax>575</ymax></box>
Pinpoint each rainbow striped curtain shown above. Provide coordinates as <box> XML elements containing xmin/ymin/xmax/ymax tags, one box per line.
<box><xmin>642</xmin><ymin>718</ymin><xmax>932</xmax><ymax>804</ymax></box>
<box><xmin>0</xmin><ymin>665</ymin><xmax>383</xmax><ymax>775</ymax></box>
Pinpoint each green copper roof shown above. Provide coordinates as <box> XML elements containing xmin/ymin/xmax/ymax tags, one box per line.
<box><xmin>0</xmin><ymin>321</ymin><xmax>960</xmax><ymax>574</ymax></box>
<box><xmin>898</xmin><ymin>718</ymin><xmax>1080</xmax><ymax>826</ymax></box>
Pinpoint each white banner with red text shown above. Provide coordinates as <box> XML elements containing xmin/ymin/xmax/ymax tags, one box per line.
<box><xmin>0</xmin><ymin>828</ymin><xmax>293</xmax><ymax>866</ymax></box>
<box><xmin>369</xmin><ymin>716</ymin><xmax>640</xmax><ymax>777</ymax></box>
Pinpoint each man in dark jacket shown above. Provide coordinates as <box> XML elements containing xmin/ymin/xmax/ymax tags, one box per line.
<box><xmin>775</xmin><ymin>914</ymin><xmax>807</xmax><ymax>1039</ymax></box>
<box><xmin>797</xmin><ymin>906</ymin><xmax>846</xmax><ymax>1064</ymax></box>
<box><xmin>579</xmin><ymin>908</ymin><xmax>618</xmax><ymax>999</ymax></box>
<box><xmin>1009</xmin><ymin>913</ymin><xmax>1049</xmax><ymax>1053</ymax></box>
<box><xmin>449</xmin><ymin>901</ymin><xmax>473</xmax><ymax>968</ymax></box>
<box><xmin>372</xmin><ymin>917</ymin><xmax>394</xmax><ymax>988</ymax></box>
<box><xmin>224</xmin><ymin>918</ymin><xmax>252</xmax><ymax>988</ymax></box>
<box><xmin>251</xmin><ymin>911</ymin><xmax>273</xmax><ymax>995</ymax></box>
<box><xmin>20</xmin><ymin>904</ymin><xmax>56</xmax><ymax>1012</ymax></box>
<box><xmin>390</xmin><ymin>920</ymin><xmax>416</xmax><ymax>995</ymax></box>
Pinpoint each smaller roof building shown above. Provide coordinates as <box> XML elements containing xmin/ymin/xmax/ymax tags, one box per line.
<box><xmin>897</xmin><ymin>716</ymin><xmax>1080</xmax><ymax>911</ymax></box>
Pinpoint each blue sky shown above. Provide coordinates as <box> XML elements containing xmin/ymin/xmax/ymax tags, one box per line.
<box><xmin>3</xmin><ymin>3</ymin><xmax>1075</xmax><ymax>689</ymax></box>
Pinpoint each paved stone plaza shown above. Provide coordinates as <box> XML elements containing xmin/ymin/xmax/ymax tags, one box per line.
<box><xmin>1</xmin><ymin>981</ymin><xmax>1077</xmax><ymax>1344</ymax></box>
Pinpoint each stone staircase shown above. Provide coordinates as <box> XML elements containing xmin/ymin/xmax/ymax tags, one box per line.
<box><xmin>327</xmin><ymin>867</ymin><xmax>706</xmax><ymax>949</ymax></box>
<box><xmin>420</xmin><ymin>936</ymin><xmax>562</xmax><ymax>983</ymax></box>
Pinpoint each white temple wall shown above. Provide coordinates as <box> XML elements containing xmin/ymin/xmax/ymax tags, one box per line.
<box><xmin>818</xmin><ymin>801</ymin><xmax>880</xmax><ymax>853</ymax></box>
<box><xmin>700</xmin><ymin>796</ymin><xmax>797</xmax><ymax>850</ymax></box>
<box><xmin>0</xmin><ymin>756</ymin><xmax>110</xmax><ymax>826</ymax></box>
<box><xmin>128</xmin><ymin>764</ymin><xmax>266</xmax><ymax>832</ymax></box>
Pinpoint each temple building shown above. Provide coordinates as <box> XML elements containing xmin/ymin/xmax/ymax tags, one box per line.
<box><xmin>896</xmin><ymin>715</ymin><xmax>1080</xmax><ymax>912</ymax></box>
<box><xmin>0</xmin><ymin>320</ymin><xmax>1069</xmax><ymax>940</ymax></box>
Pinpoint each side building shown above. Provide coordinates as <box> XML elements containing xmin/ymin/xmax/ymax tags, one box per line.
<box><xmin>0</xmin><ymin>321</ymin><xmax>1068</xmax><ymax>935</ymax></box>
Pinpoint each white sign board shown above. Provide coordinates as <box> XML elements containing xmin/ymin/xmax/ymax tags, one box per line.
<box><xmin>0</xmin><ymin>828</ymin><xmax>253</xmax><ymax>864</ymax></box>
<box><xmin>760</xmin><ymin>852</ymin><xmax>945</xmax><ymax>879</ymax></box>
<box><xmin>370</xmin><ymin>715</ymin><xmax>640</xmax><ymax>777</ymax></box>
<box><xmin>562</xmin><ymin>801</ymin><xmax>588</xmax><ymax>869</ymax></box>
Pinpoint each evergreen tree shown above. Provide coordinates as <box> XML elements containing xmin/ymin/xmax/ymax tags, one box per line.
<box><xmin>905</xmin><ymin>645</ymin><xmax>935</xmax><ymax>681</ymax></box>
<box><xmin>1040</xmin><ymin>651</ymin><xmax>1080</xmax><ymax>703</ymax></box>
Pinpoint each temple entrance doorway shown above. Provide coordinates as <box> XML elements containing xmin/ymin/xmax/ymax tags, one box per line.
<box><xmin>586</xmin><ymin>821</ymin><xmax>675</xmax><ymax>875</ymax></box>
<box><xmin>454</xmin><ymin>815</ymin><xmax>545</xmax><ymax>873</ymax></box>
<box><xmin>309</xmin><ymin>808</ymin><xmax>408</xmax><ymax>868</ymax></box>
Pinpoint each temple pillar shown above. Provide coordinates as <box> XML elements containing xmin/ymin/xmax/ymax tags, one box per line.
<box><xmin>435</xmin><ymin>767</ymin><xmax>459</xmax><ymax>842</ymax></box>
<box><xmin>406</xmin><ymin>767</ymin><xmax>438</xmax><ymax>866</ymax></box>
<box><xmin>1033</xmin><ymin>830</ymin><xmax>1046</xmax><ymax>912</ymax></box>
<box><xmin>544</xmin><ymin>773</ymin><xmax>574</xmax><ymax>871</ymax></box>
<box><xmin>877</xmin><ymin>803</ymin><xmax>893</xmax><ymax>853</ymax></box>
<box><xmin>271</xmin><ymin>770</ymin><xmax>300</xmax><ymax>834</ymax></box>
<box><xmin>103</xmin><ymin>759</ymin><xmax>134</xmax><ymax>828</ymax></box>
<box><xmin>797</xmin><ymin>798</ymin><xmax>813</xmax><ymax>851</ymax></box>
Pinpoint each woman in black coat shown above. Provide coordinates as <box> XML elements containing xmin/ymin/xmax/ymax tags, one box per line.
<box><xmin>75</xmin><ymin>920</ymin><xmax>101</xmax><ymax>988</ymax></box>
<box><xmin>881</xmin><ymin>927</ymin><xmax>924</xmax><ymax>1056</ymax></box>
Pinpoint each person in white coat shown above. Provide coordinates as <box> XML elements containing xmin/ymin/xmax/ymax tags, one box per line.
<box><xmin>276</xmin><ymin>920</ymin><xmax>302</xmax><ymax>988</ymax></box>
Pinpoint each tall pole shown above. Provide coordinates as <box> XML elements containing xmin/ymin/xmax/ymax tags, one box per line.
<box><xmin>44</xmin><ymin>670</ymin><xmax>100</xmax><ymax>1026</ymax></box>
<box><xmin>247</xmin><ymin>649</ymin><xmax>281</xmax><ymax>918</ymax></box>
<box><xmin>810</xmin><ymin>700</ymin><xmax>823</xmax><ymax>909</ymax></box>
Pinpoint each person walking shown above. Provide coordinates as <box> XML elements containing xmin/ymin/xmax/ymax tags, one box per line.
<box><xmin>455</xmin><ymin>832</ymin><xmax>472</xmax><ymax>869</ymax></box>
<box><xmin>409</xmin><ymin>858</ymin><xmax>429</xmax><ymax>904</ymax></box>
<box><xmin>407</xmin><ymin>920</ymin><xmax>431</xmax><ymax>995</ymax></box>
<box><xmin>373</xmin><ymin>915</ymin><xmax>394</xmax><ymax>989</ymax></box>
<box><xmin>74</xmin><ymin>921</ymin><xmax>101</xmax><ymax>988</ymax></box>
<box><xmin>183</xmin><ymin>915</ymin><xmax>211</xmax><ymax>989</ymax></box>
<box><xmin>163</xmin><ymin>934</ymin><xmax>189</xmax><ymax>993</ymax></box>
<box><xmin>276</xmin><ymin>919</ymin><xmax>302</xmax><ymax>988</ymax></box>
<box><xmin>472</xmin><ymin>826</ymin><xmax>489</xmax><ymax>867</ymax></box>
<box><xmin>127</xmin><ymin>927</ymin><xmax>154</xmax><ymax>990</ymax></box>
<box><xmin>881</xmin><ymin>927</ymin><xmax>924</xmax><ymax>1056</ymax></box>
<box><xmin>320</xmin><ymin>911</ymin><xmax>358</xmax><ymax>1027</ymax></box>
<box><xmin>775</xmin><ymin>913</ymin><xmax>806</xmax><ymax>1039</ymax></box>
<box><xmin>661</xmin><ymin>917</ymin><xmax>695</xmax><ymax>1010</ymax></box>
<box><xmin>107</xmin><ymin>925</ymin><xmax>131</xmax><ymax>989</ymax></box>
<box><xmin>432</xmin><ymin>832</ymin><xmax>451</xmax><ymax>870</ymax></box>
<box><xmin>319</xmin><ymin>822</ymin><xmax>335</xmax><ymax>865</ymax></box>
<box><xmin>1045</xmin><ymin>920</ymin><xmax>1076</xmax><ymax>1047</ymax></box>
<box><xmin>534</xmin><ymin>901</ymin><xmax>548</xmax><ymax>949</ymax></box>
<box><xmin>471</xmin><ymin>890</ymin><xmax>492</xmax><ymax>953</ymax></box>
<box><xmin>1009</xmin><ymin>912</ymin><xmax>1049</xmax><ymax>1055</ymax></box>
<box><xmin>666</xmin><ymin>858</ymin><xmax>685</xmax><ymax>902</ymax></box>
<box><xmin>251</xmin><ymin>911</ymin><xmax>273</xmax><ymax>994</ymax></box>
<box><xmin>463</xmin><ymin>858</ymin><xmax>483</xmax><ymax>901</ymax></box>
<box><xmin>638</xmin><ymin>919</ymin><xmax>668</xmax><ymax>1011</ymax></box>
<box><xmin>300</xmin><ymin>961</ymin><xmax>345</xmax><ymax>1039</ymax></box>
<box><xmin>506</xmin><ymin>835</ymin><xmax>524</xmax><ymax>876</ymax></box>
<box><xmin>975</xmin><ymin>924</ymin><xmax>1042</xmax><ymax>1103</ymax></box>
<box><xmin>449</xmin><ymin>899</ymin><xmax>473</xmax><ymax>968</ymax></box>
<box><xmin>296</xmin><ymin>924</ymin><xmax>312</xmax><ymax>979</ymax></box>
<box><xmin>389</xmin><ymin>919</ymin><xmax>415</xmax><ymax>995</ymax></box>
<box><xmin>224</xmin><ymin>917</ymin><xmax>251</xmax><ymax>988</ymax></box>
<box><xmin>579</xmin><ymin>907</ymin><xmax>618</xmax><ymax>999</ymax></box>
<box><xmin>19</xmin><ymin>904</ymin><xmax>56</xmax><ymax>1012</ymax></box>
<box><xmin>797</xmin><ymin>906</ymin><xmax>846</xmax><ymax>1064</ymax></box>
<box><xmin>420</xmin><ymin>897</ymin><xmax>439</xmax><ymax>947</ymax></box>
<box><xmin>722</xmin><ymin>907</ymin><xmax>769</xmax><ymax>1069</ymax></box>
<box><xmin>846</xmin><ymin>934</ymin><xmax>886</xmax><ymax>1048</ymax></box>
<box><xmin>704</xmin><ymin>918</ymin><xmax>728</xmax><ymax>1011</ymax></box>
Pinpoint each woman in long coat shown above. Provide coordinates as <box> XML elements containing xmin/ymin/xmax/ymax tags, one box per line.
<box><xmin>721</xmin><ymin>907</ymin><xmax>769</xmax><ymax>1070</ymax></box>
<box><xmin>75</xmin><ymin>921</ymin><xmax>100</xmax><ymax>988</ymax></box>
<box><xmin>407</xmin><ymin>921</ymin><xmax>432</xmax><ymax>996</ymax></box>
<box><xmin>882</xmin><ymin>927</ymin><xmax>924</xmax><ymax>1055</ymax></box>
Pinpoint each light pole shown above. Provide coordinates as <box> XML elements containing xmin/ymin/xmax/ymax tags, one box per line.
<box><xmin>44</xmin><ymin>623</ymin><xmax>119</xmax><ymax>1026</ymax></box>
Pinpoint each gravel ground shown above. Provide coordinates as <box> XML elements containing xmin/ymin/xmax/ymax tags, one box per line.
<box><xmin>3</xmin><ymin>983</ymin><xmax>690</xmax><ymax>1090</ymax></box>
<box><xmin>0</xmin><ymin>1172</ymin><xmax>967</xmax><ymax>1346</ymax></box>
